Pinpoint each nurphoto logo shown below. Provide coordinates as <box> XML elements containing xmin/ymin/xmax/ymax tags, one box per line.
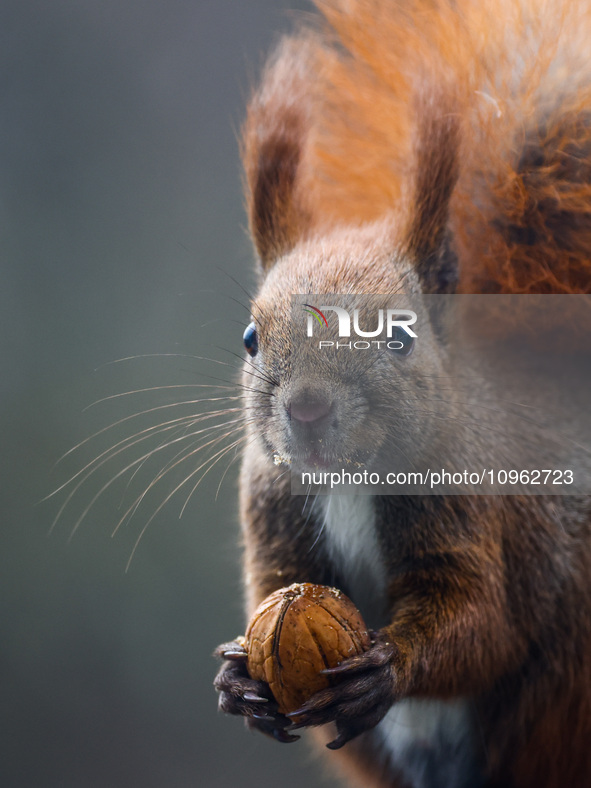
<box><xmin>303</xmin><ymin>304</ymin><xmax>417</xmax><ymax>350</ymax></box>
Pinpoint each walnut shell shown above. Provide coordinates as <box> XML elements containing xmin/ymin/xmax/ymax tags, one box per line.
<box><xmin>245</xmin><ymin>583</ymin><xmax>371</xmax><ymax>715</ymax></box>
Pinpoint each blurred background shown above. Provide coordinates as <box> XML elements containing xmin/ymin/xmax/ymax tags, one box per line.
<box><xmin>0</xmin><ymin>1</ymin><xmax>341</xmax><ymax>785</ymax></box>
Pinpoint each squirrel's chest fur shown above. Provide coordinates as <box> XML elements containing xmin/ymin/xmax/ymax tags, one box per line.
<box><xmin>319</xmin><ymin>494</ymin><xmax>480</xmax><ymax>788</ymax></box>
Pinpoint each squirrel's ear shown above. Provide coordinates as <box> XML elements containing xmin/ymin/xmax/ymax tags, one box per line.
<box><xmin>242</xmin><ymin>37</ymin><xmax>315</xmax><ymax>271</ymax></box>
<box><xmin>405</xmin><ymin>103</ymin><xmax>460</xmax><ymax>294</ymax></box>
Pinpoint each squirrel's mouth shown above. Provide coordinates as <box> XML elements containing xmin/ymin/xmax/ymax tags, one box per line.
<box><xmin>263</xmin><ymin>379</ymin><xmax>384</xmax><ymax>473</ymax></box>
<box><xmin>273</xmin><ymin>448</ymin><xmax>338</xmax><ymax>471</ymax></box>
<box><xmin>272</xmin><ymin>444</ymin><xmax>343</xmax><ymax>472</ymax></box>
<box><xmin>289</xmin><ymin>445</ymin><xmax>374</xmax><ymax>473</ymax></box>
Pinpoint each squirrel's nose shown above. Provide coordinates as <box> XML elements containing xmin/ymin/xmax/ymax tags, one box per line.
<box><xmin>288</xmin><ymin>393</ymin><xmax>333</xmax><ymax>425</ymax></box>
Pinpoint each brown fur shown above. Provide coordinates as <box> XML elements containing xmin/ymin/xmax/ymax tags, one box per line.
<box><xmin>242</xmin><ymin>37</ymin><xmax>318</xmax><ymax>269</ymax></box>
<box><xmin>243</xmin><ymin>0</ymin><xmax>591</xmax><ymax>294</ymax></box>
<box><xmin>217</xmin><ymin>2</ymin><xmax>591</xmax><ymax>787</ymax></box>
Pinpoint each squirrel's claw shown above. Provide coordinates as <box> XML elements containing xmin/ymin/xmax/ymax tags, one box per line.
<box><xmin>214</xmin><ymin>655</ymin><xmax>274</xmax><ymax>710</ymax></box>
<box><xmin>213</xmin><ymin>637</ymin><xmax>248</xmax><ymax>661</ymax></box>
<box><xmin>214</xmin><ymin>638</ymin><xmax>299</xmax><ymax>744</ymax></box>
<box><xmin>247</xmin><ymin>714</ymin><xmax>300</xmax><ymax>743</ymax></box>
<box><xmin>320</xmin><ymin>638</ymin><xmax>395</xmax><ymax>676</ymax></box>
<box><xmin>287</xmin><ymin>639</ymin><xmax>396</xmax><ymax>747</ymax></box>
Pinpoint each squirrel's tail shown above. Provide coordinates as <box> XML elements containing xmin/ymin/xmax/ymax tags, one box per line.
<box><xmin>243</xmin><ymin>0</ymin><xmax>591</xmax><ymax>293</ymax></box>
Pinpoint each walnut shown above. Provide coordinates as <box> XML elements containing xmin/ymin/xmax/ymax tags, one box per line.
<box><xmin>245</xmin><ymin>583</ymin><xmax>371</xmax><ymax>715</ymax></box>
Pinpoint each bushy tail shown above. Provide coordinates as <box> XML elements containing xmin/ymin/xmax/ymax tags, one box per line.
<box><xmin>243</xmin><ymin>0</ymin><xmax>591</xmax><ymax>293</ymax></box>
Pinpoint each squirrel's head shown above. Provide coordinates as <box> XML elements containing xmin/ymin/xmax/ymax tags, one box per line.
<box><xmin>240</xmin><ymin>35</ymin><xmax>461</xmax><ymax>473</ymax></box>
<box><xmin>241</xmin><ymin>225</ymin><xmax>459</xmax><ymax>473</ymax></box>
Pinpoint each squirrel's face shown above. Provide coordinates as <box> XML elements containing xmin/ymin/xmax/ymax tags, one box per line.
<box><xmin>241</xmin><ymin>227</ymin><xmax>454</xmax><ymax>474</ymax></box>
<box><xmin>239</xmin><ymin>50</ymin><xmax>461</xmax><ymax>475</ymax></box>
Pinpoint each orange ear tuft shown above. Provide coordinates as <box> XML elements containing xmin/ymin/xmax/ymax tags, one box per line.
<box><xmin>242</xmin><ymin>36</ymin><xmax>320</xmax><ymax>270</ymax></box>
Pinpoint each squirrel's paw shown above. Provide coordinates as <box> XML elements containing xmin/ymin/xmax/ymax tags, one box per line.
<box><xmin>286</xmin><ymin>635</ymin><xmax>396</xmax><ymax>750</ymax></box>
<box><xmin>213</xmin><ymin>639</ymin><xmax>300</xmax><ymax>743</ymax></box>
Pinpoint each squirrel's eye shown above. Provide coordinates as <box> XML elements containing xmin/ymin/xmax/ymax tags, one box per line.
<box><xmin>389</xmin><ymin>327</ymin><xmax>415</xmax><ymax>358</ymax></box>
<box><xmin>243</xmin><ymin>322</ymin><xmax>258</xmax><ymax>358</ymax></box>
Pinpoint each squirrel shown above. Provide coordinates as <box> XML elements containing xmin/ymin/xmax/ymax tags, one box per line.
<box><xmin>213</xmin><ymin>2</ymin><xmax>591</xmax><ymax>787</ymax></box>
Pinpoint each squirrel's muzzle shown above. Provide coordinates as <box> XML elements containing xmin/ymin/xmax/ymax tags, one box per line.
<box><xmin>288</xmin><ymin>391</ymin><xmax>334</xmax><ymax>426</ymax></box>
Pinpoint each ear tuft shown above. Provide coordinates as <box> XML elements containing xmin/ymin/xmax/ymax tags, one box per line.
<box><xmin>405</xmin><ymin>96</ymin><xmax>461</xmax><ymax>293</ymax></box>
<box><xmin>242</xmin><ymin>36</ymin><xmax>318</xmax><ymax>271</ymax></box>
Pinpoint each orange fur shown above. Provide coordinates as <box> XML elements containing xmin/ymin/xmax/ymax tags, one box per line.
<box><xmin>244</xmin><ymin>0</ymin><xmax>591</xmax><ymax>292</ymax></box>
<box><xmin>225</xmin><ymin>5</ymin><xmax>591</xmax><ymax>785</ymax></box>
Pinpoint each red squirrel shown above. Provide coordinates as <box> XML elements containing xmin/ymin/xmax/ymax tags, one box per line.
<box><xmin>214</xmin><ymin>2</ymin><xmax>591</xmax><ymax>786</ymax></box>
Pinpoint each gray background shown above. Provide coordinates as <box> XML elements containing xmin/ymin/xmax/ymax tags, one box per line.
<box><xmin>0</xmin><ymin>1</ymin><xmax>341</xmax><ymax>786</ymax></box>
